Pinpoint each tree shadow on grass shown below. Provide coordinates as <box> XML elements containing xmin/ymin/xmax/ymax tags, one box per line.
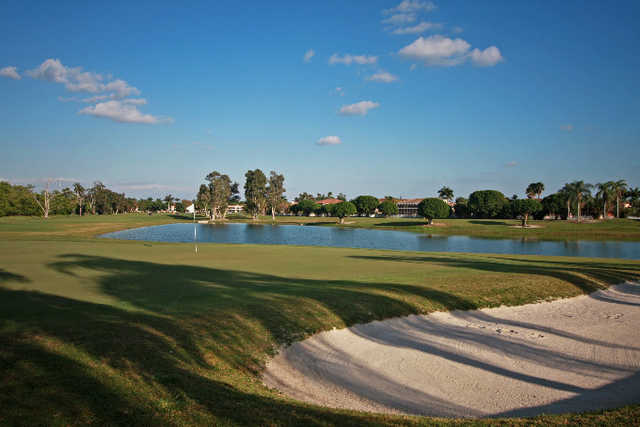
<box><xmin>468</xmin><ymin>220</ymin><xmax>513</xmax><ymax>226</ymax></box>
<box><xmin>0</xmin><ymin>268</ymin><xmax>30</xmax><ymax>284</ymax></box>
<box><xmin>3</xmin><ymin>254</ymin><xmax>639</xmax><ymax>424</ymax></box>
<box><xmin>1</xmin><ymin>254</ymin><xmax>480</xmax><ymax>425</ymax></box>
<box><xmin>346</xmin><ymin>254</ymin><xmax>640</xmax><ymax>295</ymax></box>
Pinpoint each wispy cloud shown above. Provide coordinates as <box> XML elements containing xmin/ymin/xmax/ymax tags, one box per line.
<box><xmin>0</xmin><ymin>66</ymin><xmax>21</xmax><ymax>80</ymax></box>
<box><xmin>383</xmin><ymin>1</ymin><xmax>437</xmax><ymax>34</ymax></box>
<box><xmin>339</xmin><ymin>100</ymin><xmax>380</xmax><ymax>116</ymax></box>
<box><xmin>329</xmin><ymin>54</ymin><xmax>378</xmax><ymax>65</ymax></box>
<box><xmin>391</xmin><ymin>21</ymin><xmax>442</xmax><ymax>35</ymax></box>
<box><xmin>79</xmin><ymin>100</ymin><xmax>172</xmax><ymax>124</ymax></box>
<box><xmin>367</xmin><ymin>71</ymin><xmax>398</xmax><ymax>83</ymax></box>
<box><xmin>24</xmin><ymin>58</ymin><xmax>172</xmax><ymax>124</ymax></box>
<box><xmin>303</xmin><ymin>49</ymin><xmax>315</xmax><ymax>63</ymax></box>
<box><xmin>505</xmin><ymin>161</ymin><xmax>518</xmax><ymax>168</ymax></box>
<box><xmin>332</xmin><ymin>87</ymin><xmax>345</xmax><ymax>96</ymax></box>
<box><xmin>316</xmin><ymin>136</ymin><xmax>342</xmax><ymax>146</ymax></box>
<box><xmin>561</xmin><ymin>124</ymin><xmax>574</xmax><ymax>132</ymax></box>
<box><xmin>399</xmin><ymin>35</ymin><xmax>503</xmax><ymax>67</ymax></box>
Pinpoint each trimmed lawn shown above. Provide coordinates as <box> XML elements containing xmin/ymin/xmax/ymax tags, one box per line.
<box><xmin>1</xmin><ymin>214</ymin><xmax>639</xmax><ymax>425</ymax></box>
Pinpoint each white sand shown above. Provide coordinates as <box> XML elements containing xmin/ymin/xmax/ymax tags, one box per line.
<box><xmin>264</xmin><ymin>283</ymin><xmax>640</xmax><ymax>418</ymax></box>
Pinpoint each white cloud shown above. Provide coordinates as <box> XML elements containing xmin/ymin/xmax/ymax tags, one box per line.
<box><xmin>329</xmin><ymin>54</ymin><xmax>378</xmax><ymax>65</ymax></box>
<box><xmin>505</xmin><ymin>161</ymin><xmax>518</xmax><ymax>167</ymax></box>
<box><xmin>367</xmin><ymin>71</ymin><xmax>398</xmax><ymax>83</ymax></box>
<box><xmin>79</xmin><ymin>100</ymin><xmax>172</xmax><ymax>124</ymax></box>
<box><xmin>303</xmin><ymin>49</ymin><xmax>315</xmax><ymax>63</ymax></box>
<box><xmin>384</xmin><ymin>0</ymin><xmax>436</xmax><ymax>15</ymax></box>
<box><xmin>391</xmin><ymin>21</ymin><xmax>441</xmax><ymax>34</ymax></box>
<box><xmin>452</xmin><ymin>26</ymin><xmax>464</xmax><ymax>34</ymax></box>
<box><xmin>398</xmin><ymin>35</ymin><xmax>471</xmax><ymax>66</ymax></box>
<box><xmin>470</xmin><ymin>46</ymin><xmax>503</xmax><ymax>66</ymax></box>
<box><xmin>410</xmin><ymin>63</ymin><xmax>417</xmax><ymax>71</ymax></box>
<box><xmin>27</xmin><ymin>59</ymin><xmax>141</xmax><ymax>97</ymax></box>
<box><xmin>332</xmin><ymin>87</ymin><xmax>345</xmax><ymax>96</ymax></box>
<box><xmin>382</xmin><ymin>13</ymin><xmax>416</xmax><ymax>25</ymax></box>
<box><xmin>24</xmin><ymin>58</ymin><xmax>169</xmax><ymax>124</ymax></box>
<box><xmin>339</xmin><ymin>100</ymin><xmax>380</xmax><ymax>116</ymax></box>
<box><xmin>561</xmin><ymin>124</ymin><xmax>574</xmax><ymax>132</ymax></box>
<box><xmin>399</xmin><ymin>35</ymin><xmax>503</xmax><ymax>67</ymax></box>
<box><xmin>0</xmin><ymin>66</ymin><xmax>21</xmax><ymax>80</ymax></box>
<box><xmin>316</xmin><ymin>136</ymin><xmax>342</xmax><ymax>146</ymax></box>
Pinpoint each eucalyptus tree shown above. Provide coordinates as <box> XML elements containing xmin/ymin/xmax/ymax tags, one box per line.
<box><xmin>266</xmin><ymin>170</ymin><xmax>286</xmax><ymax>221</ymax></box>
<box><xmin>612</xmin><ymin>179</ymin><xmax>628</xmax><ymax>218</ymax></box>
<box><xmin>437</xmin><ymin>186</ymin><xmax>454</xmax><ymax>202</ymax></box>
<box><xmin>205</xmin><ymin>171</ymin><xmax>233</xmax><ymax>220</ymax></box>
<box><xmin>526</xmin><ymin>182</ymin><xmax>545</xmax><ymax>199</ymax></box>
<box><xmin>33</xmin><ymin>179</ymin><xmax>52</xmax><ymax>219</ymax></box>
<box><xmin>73</xmin><ymin>183</ymin><xmax>85</xmax><ymax>216</ymax></box>
<box><xmin>595</xmin><ymin>181</ymin><xmax>614</xmax><ymax>219</ymax></box>
<box><xmin>196</xmin><ymin>184</ymin><xmax>211</xmax><ymax>218</ymax></box>
<box><xmin>244</xmin><ymin>169</ymin><xmax>267</xmax><ymax>220</ymax></box>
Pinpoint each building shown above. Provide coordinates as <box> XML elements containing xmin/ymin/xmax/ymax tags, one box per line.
<box><xmin>316</xmin><ymin>198</ymin><xmax>343</xmax><ymax>206</ymax></box>
<box><xmin>395</xmin><ymin>198</ymin><xmax>424</xmax><ymax>217</ymax></box>
<box><xmin>185</xmin><ymin>204</ymin><xmax>195</xmax><ymax>214</ymax></box>
<box><xmin>227</xmin><ymin>204</ymin><xmax>243</xmax><ymax>214</ymax></box>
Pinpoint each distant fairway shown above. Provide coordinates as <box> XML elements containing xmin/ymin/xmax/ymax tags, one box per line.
<box><xmin>1</xmin><ymin>214</ymin><xmax>640</xmax><ymax>425</ymax></box>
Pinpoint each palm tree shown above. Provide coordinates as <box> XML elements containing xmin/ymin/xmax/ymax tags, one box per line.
<box><xmin>163</xmin><ymin>194</ymin><xmax>174</xmax><ymax>211</ymax></box>
<box><xmin>595</xmin><ymin>181</ymin><xmax>614</xmax><ymax>219</ymax></box>
<box><xmin>611</xmin><ymin>179</ymin><xmax>627</xmax><ymax>218</ymax></box>
<box><xmin>562</xmin><ymin>181</ymin><xmax>593</xmax><ymax>221</ymax></box>
<box><xmin>526</xmin><ymin>182</ymin><xmax>545</xmax><ymax>199</ymax></box>
<box><xmin>437</xmin><ymin>186</ymin><xmax>454</xmax><ymax>202</ymax></box>
<box><xmin>73</xmin><ymin>182</ymin><xmax>85</xmax><ymax>216</ymax></box>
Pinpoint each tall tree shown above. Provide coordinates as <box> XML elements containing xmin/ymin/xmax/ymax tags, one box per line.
<box><xmin>562</xmin><ymin>181</ymin><xmax>593</xmax><ymax>221</ymax></box>
<box><xmin>266</xmin><ymin>171</ymin><xmax>286</xmax><ymax>221</ymax></box>
<box><xmin>33</xmin><ymin>179</ymin><xmax>52</xmax><ymax>219</ymax></box>
<box><xmin>595</xmin><ymin>181</ymin><xmax>614</xmax><ymax>219</ymax></box>
<box><xmin>196</xmin><ymin>184</ymin><xmax>211</xmax><ymax>218</ymax></box>
<box><xmin>437</xmin><ymin>186</ymin><xmax>454</xmax><ymax>202</ymax></box>
<box><xmin>612</xmin><ymin>179</ymin><xmax>628</xmax><ymax>218</ymax></box>
<box><xmin>244</xmin><ymin>169</ymin><xmax>267</xmax><ymax>220</ymax></box>
<box><xmin>205</xmin><ymin>171</ymin><xmax>233</xmax><ymax>220</ymax></box>
<box><xmin>526</xmin><ymin>182</ymin><xmax>545</xmax><ymax>199</ymax></box>
<box><xmin>73</xmin><ymin>183</ymin><xmax>85</xmax><ymax>216</ymax></box>
<box><xmin>352</xmin><ymin>195</ymin><xmax>379</xmax><ymax>217</ymax></box>
<box><xmin>163</xmin><ymin>194</ymin><xmax>174</xmax><ymax>211</ymax></box>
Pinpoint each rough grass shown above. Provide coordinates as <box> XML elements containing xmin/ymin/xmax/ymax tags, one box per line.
<box><xmin>229</xmin><ymin>215</ymin><xmax>640</xmax><ymax>241</ymax></box>
<box><xmin>0</xmin><ymin>214</ymin><xmax>639</xmax><ymax>425</ymax></box>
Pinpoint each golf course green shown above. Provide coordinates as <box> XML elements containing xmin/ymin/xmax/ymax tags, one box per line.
<box><xmin>1</xmin><ymin>214</ymin><xmax>640</xmax><ymax>425</ymax></box>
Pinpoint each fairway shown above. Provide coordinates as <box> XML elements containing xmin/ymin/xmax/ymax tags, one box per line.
<box><xmin>1</xmin><ymin>215</ymin><xmax>640</xmax><ymax>425</ymax></box>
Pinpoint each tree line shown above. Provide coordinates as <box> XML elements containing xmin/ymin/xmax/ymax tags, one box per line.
<box><xmin>0</xmin><ymin>180</ymin><xmax>190</xmax><ymax>218</ymax></box>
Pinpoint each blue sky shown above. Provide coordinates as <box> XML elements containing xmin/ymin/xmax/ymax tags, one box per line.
<box><xmin>1</xmin><ymin>0</ymin><xmax>639</xmax><ymax>201</ymax></box>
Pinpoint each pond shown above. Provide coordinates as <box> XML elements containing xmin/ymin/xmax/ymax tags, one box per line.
<box><xmin>100</xmin><ymin>223</ymin><xmax>640</xmax><ymax>259</ymax></box>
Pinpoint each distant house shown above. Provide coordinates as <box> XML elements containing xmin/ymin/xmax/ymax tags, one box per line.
<box><xmin>227</xmin><ymin>204</ymin><xmax>243</xmax><ymax>214</ymax></box>
<box><xmin>186</xmin><ymin>204</ymin><xmax>195</xmax><ymax>214</ymax></box>
<box><xmin>316</xmin><ymin>198</ymin><xmax>343</xmax><ymax>206</ymax></box>
<box><xmin>395</xmin><ymin>198</ymin><xmax>424</xmax><ymax>217</ymax></box>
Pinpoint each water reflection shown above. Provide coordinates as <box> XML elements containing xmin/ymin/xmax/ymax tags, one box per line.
<box><xmin>101</xmin><ymin>223</ymin><xmax>640</xmax><ymax>260</ymax></box>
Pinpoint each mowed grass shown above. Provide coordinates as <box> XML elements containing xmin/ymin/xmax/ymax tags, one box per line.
<box><xmin>1</xmin><ymin>215</ymin><xmax>640</xmax><ymax>425</ymax></box>
<box><xmin>230</xmin><ymin>215</ymin><xmax>640</xmax><ymax>241</ymax></box>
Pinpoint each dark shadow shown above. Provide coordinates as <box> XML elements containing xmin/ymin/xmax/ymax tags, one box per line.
<box><xmin>0</xmin><ymin>269</ymin><xmax>30</xmax><ymax>284</ymax></box>
<box><xmin>373</xmin><ymin>221</ymin><xmax>427</xmax><ymax>227</ymax></box>
<box><xmin>468</xmin><ymin>220</ymin><xmax>512</xmax><ymax>226</ymax></box>
<box><xmin>3</xmin><ymin>253</ymin><xmax>639</xmax><ymax>423</ymax></box>
<box><xmin>1</xmin><ymin>254</ymin><xmax>478</xmax><ymax>424</ymax></box>
<box><xmin>347</xmin><ymin>254</ymin><xmax>640</xmax><ymax>295</ymax></box>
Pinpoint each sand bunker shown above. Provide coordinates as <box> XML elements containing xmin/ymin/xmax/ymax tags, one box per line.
<box><xmin>264</xmin><ymin>283</ymin><xmax>640</xmax><ymax>418</ymax></box>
